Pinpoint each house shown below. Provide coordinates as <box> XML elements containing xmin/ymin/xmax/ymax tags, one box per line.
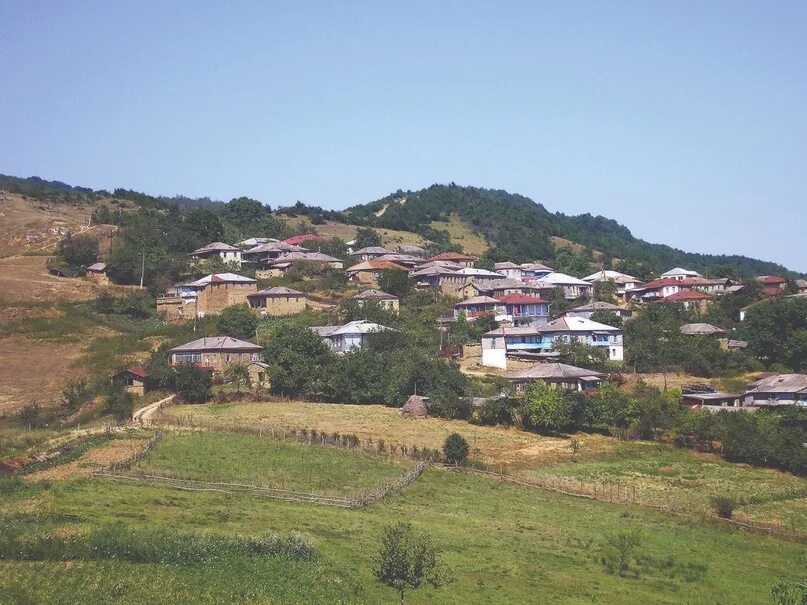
<box><xmin>283</xmin><ymin>234</ymin><xmax>324</xmax><ymax>247</ymax></box>
<box><xmin>242</xmin><ymin>241</ymin><xmax>308</xmax><ymax>265</ymax></box>
<box><xmin>496</xmin><ymin>294</ymin><xmax>550</xmax><ymax>326</ymax></box>
<box><xmin>582</xmin><ymin>269</ymin><xmax>642</xmax><ymax>297</ymax></box>
<box><xmin>398</xmin><ymin>244</ymin><xmax>426</xmax><ymax>258</ymax></box>
<box><xmin>663</xmin><ymin>290</ymin><xmax>714</xmax><ymax>312</ymax></box>
<box><xmin>627</xmin><ymin>277</ymin><xmax>724</xmax><ymax>302</ymax></box>
<box><xmin>465</xmin><ymin>278</ymin><xmax>555</xmax><ymax>300</ymax></box>
<box><xmin>237</xmin><ymin>237</ymin><xmax>278</xmax><ymax>249</ymax></box>
<box><xmin>346</xmin><ymin>259</ymin><xmax>408</xmax><ymax>286</ymax></box>
<box><xmin>261</xmin><ymin>251</ymin><xmax>343</xmax><ymax>277</ymax></box>
<box><xmin>505</xmin><ymin>363</ymin><xmax>604</xmax><ymax>392</ymax></box>
<box><xmin>111</xmin><ymin>366</ymin><xmax>148</xmax><ymax>396</ymax></box>
<box><xmin>542</xmin><ymin>272</ymin><xmax>593</xmax><ymax>299</ymax></box>
<box><xmin>494</xmin><ymin>262</ymin><xmax>553</xmax><ymax>280</ymax></box>
<box><xmin>190</xmin><ymin>242</ymin><xmax>242</xmax><ymax>266</ymax></box>
<box><xmin>247</xmin><ymin>286</ymin><xmax>307</xmax><ymax>316</ymax></box>
<box><xmin>355</xmin><ymin>289</ymin><xmax>399</xmax><ymax>312</ymax></box>
<box><xmin>453</xmin><ymin>267</ymin><xmax>506</xmax><ymax>283</ymax></box>
<box><xmin>744</xmin><ymin>374</ymin><xmax>807</xmax><ymax>406</ymax></box>
<box><xmin>156</xmin><ymin>273</ymin><xmax>257</xmax><ymax>319</ymax></box>
<box><xmin>756</xmin><ymin>275</ymin><xmax>787</xmax><ymax>296</ymax></box>
<box><xmin>796</xmin><ymin>279</ymin><xmax>807</xmax><ymax>295</ymax></box>
<box><xmin>454</xmin><ymin>296</ymin><xmax>502</xmax><ymax>320</ymax></box>
<box><xmin>409</xmin><ymin>265</ymin><xmax>467</xmax><ymax>297</ymax></box>
<box><xmin>427</xmin><ymin>251</ymin><xmax>476</xmax><ymax>268</ymax></box>
<box><xmin>680</xmin><ymin>323</ymin><xmax>727</xmax><ymax>337</ymax></box>
<box><xmin>564</xmin><ymin>301</ymin><xmax>631</xmax><ymax>320</ymax></box>
<box><xmin>481</xmin><ymin>316</ymin><xmax>623</xmax><ymax>369</ymax></box>
<box><xmin>85</xmin><ymin>262</ymin><xmax>109</xmax><ymax>285</ymax></box>
<box><xmin>377</xmin><ymin>253</ymin><xmax>421</xmax><ymax>269</ymax></box>
<box><xmin>661</xmin><ymin>267</ymin><xmax>703</xmax><ymax>281</ymax></box>
<box><xmin>168</xmin><ymin>336</ymin><xmax>267</xmax><ymax>387</ymax></box>
<box><xmin>351</xmin><ymin>246</ymin><xmax>393</xmax><ymax>261</ymax></box>
<box><xmin>310</xmin><ymin>320</ymin><xmax>393</xmax><ymax>353</ymax></box>
<box><xmin>681</xmin><ymin>392</ymin><xmax>744</xmax><ymax>411</ymax></box>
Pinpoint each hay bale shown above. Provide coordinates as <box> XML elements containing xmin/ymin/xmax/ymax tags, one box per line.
<box><xmin>399</xmin><ymin>395</ymin><xmax>428</xmax><ymax>418</ymax></box>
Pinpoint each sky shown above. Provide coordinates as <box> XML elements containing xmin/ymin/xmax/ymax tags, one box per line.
<box><xmin>1</xmin><ymin>1</ymin><xmax>805</xmax><ymax>271</ymax></box>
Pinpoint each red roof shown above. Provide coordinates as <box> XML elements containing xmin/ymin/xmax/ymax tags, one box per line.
<box><xmin>428</xmin><ymin>251</ymin><xmax>475</xmax><ymax>262</ymax></box>
<box><xmin>758</xmin><ymin>275</ymin><xmax>786</xmax><ymax>284</ymax></box>
<box><xmin>364</xmin><ymin>260</ymin><xmax>409</xmax><ymax>271</ymax></box>
<box><xmin>664</xmin><ymin>290</ymin><xmax>713</xmax><ymax>302</ymax></box>
<box><xmin>496</xmin><ymin>294</ymin><xmax>549</xmax><ymax>305</ymax></box>
<box><xmin>283</xmin><ymin>234</ymin><xmax>324</xmax><ymax>246</ymax></box>
<box><xmin>127</xmin><ymin>366</ymin><xmax>148</xmax><ymax>379</ymax></box>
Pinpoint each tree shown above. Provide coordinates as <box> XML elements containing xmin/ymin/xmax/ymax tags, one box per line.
<box><xmin>61</xmin><ymin>379</ymin><xmax>89</xmax><ymax>413</ymax></box>
<box><xmin>554</xmin><ymin>339</ymin><xmax>608</xmax><ymax>371</ymax></box>
<box><xmin>57</xmin><ymin>234</ymin><xmax>99</xmax><ymax>269</ymax></box>
<box><xmin>216</xmin><ymin>304</ymin><xmax>258</xmax><ymax>340</ymax></box>
<box><xmin>590</xmin><ymin>309</ymin><xmax>622</xmax><ymax>329</ymax></box>
<box><xmin>184</xmin><ymin>208</ymin><xmax>224</xmax><ymax>244</ymax></box>
<box><xmin>521</xmin><ymin>381</ymin><xmax>573</xmax><ymax>433</ymax></box>
<box><xmin>262</xmin><ymin>320</ymin><xmax>334</xmax><ymax>396</ymax></box>
<box><xmin>18</xmin><ymin>403</ymin><xmax>42</xmax><ymax>429</ymax></box>
<box><xmin>739</xmin><ymin>297</ymin><xmax>807</xmax><ymax>371</ymax></box>
<box><xmin>555</xmin><ymin>249</ymin><xmax>591</xmax><ymax>278</ymax></box>
<box><xmin>174</xmin><ymin>364</ymin><xmax>212</xmax><ymax>404</ymax></box>
<box><xmin>223</xmin><ymin>363</ymin><xmax>252</xmax><ymax>393</ymax></box>
<box><xmin>378</xmin><ymin>269</ymin><xmax>411</xmax><ymax>297</ymax></box>
<box><xmin>106</xmin><ymin>385</ymin><xmax>134</xmax><ymax>422</ymax></box>
<box><xmin>144</xmin><ymin>350</ymin><xmax>177</xmax><ymax>391</ymax></box>
<box><xmin>374</xmin><ymin>522</ymin><xmax>446</xmax><ymax>604</ymax></box>
<box><xmin>443</xmin><ymin>432</ymin><xmax>469</xmax><ymax>465</ymax></box>
<box><xmin>593</xmin><ymin>280</ymin><xmax>618</xmax><ymax>303</ymax></box>
<box><xmin>354</xmin><ymin>226</ymin><xmax>382</xmax><ymax>249</ymax></box>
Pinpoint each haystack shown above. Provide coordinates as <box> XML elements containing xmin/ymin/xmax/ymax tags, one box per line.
<box><xmin>399</xmin><ymin>395</ymin><xmax>428</xmax><ymax>418</ymax></box>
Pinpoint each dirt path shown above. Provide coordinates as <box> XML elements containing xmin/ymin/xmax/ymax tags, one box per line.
<box><xmin>133</xmin><ymin>395</ymin><xmax>175</xmax><ymax>425</ymax></box>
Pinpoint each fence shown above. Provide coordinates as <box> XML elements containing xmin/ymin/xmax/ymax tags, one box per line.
<box><xmin>92</xmin><ymin>461</ymin><xmax>427</xmax><ymax>509</ymax></box>
<box><xmin>105</xmin><ymin>431</ymin><xmax>164</xmax><ymax>472</ymax></box>
<box><xmin>444</xmin><ymin>467</ymin><xmax>807</xmax><ymax>542</ymax></box>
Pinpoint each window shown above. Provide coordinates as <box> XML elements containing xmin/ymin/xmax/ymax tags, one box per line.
<box><xmin>174</xmin><ymin>353</ymin><xmax>202</xmax><ymax>364</ymax></box>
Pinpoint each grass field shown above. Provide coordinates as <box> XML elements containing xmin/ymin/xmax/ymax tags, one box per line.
<box><xmin>158</xmin><ymin>400</ymin><xmax>624</xmax><ymax>468</ymax></box>
<box><xmin>517</xmin><ymin>440</ymin><xmax>807</xmax><ymax>525</ymax></box>
<box><xmin>430</xmin><ymin>214</ymin><xmax>489</xmax><ymax>255</ymax></box>
<box><xmin>1</xmin><ymin>444</ymin><xmax>805</xmax><ymax>604</ymax></box>
<box><xmin>132</xmin><ymin>432</ymin><xmax>415</xmax><ymax>496</ymax></box>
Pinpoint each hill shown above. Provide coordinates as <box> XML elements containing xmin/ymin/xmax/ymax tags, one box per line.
<box><xmin>345</xmin><ymin>184</ymin><xmax>797</xmax><ymax>278</ymax></box>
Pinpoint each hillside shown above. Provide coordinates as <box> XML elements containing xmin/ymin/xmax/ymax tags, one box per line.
<box><xmin>346</xmin><ymin>184</ymin><xmax>797</xmax><ymax>278</ymax></box>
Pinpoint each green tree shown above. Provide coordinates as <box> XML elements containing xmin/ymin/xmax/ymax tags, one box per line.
<box><xmin>106</xmin><ymin>385</ymin><xmax>134</xmax><ymax>423</ymax></box>
<box><xmin>184</xmin><ymin>208</ymin><xmax>224</xmax><ymax>243</ymax></box>
<box><xmin>144</xmin><ymin>350</ymin><xmax>176</xmax><ymax>391</ymax></box>
<box><xmin>354</xmin><ymin>226</ymin><xmax>382</xmax><ymax>249</ymax></box>
<box><xmin>374</xmin><ymin>522</ymin><xmax>446</xmax><ymax>605</ymax></box>
<box><xmin>216</xmin><ymin>304</ymin><xmax>258</xmax><ymax>340</ymax></box>
<box><xmin>223</xmin><ymin>363</ymin><xmax>252</xmax><ymax>393</ymax></box>
<box><xmin>57</xmin><ymin>234</ymin><xmax>99</xmax><ymax>269</ymax></box>
<box><xmin>554</xmin><ymin>339</ymin><xmax>609</xmax><ymax>371</ymax></box>
<box><xmin>590</xmin><ymin>309</ymin><xmax>623</xmax><ymax>329</ymax></box>
<box><xmin>61</xmin><ymin>379</ymin><xmax>89</xmax><ymax>413</ymax></box>
<box><xmin>262</xmin><ymin>320</ymin><xmax>334</xmax><ymax>396</ymax></box>
<box><xmin>521</xmin><ymin>381</ymin><xmax>573</xmax><ymax>433</ymax></box>
<box><xmin>378</xmin><ymin>269</ymin><xmax>412</xmax><ymax>297</ymax></box>
<box><xmin>443</xmin><ymin>432</ymin><xmax>469</xmax><ymax>465</ymax></box>
<box><xmin>174</xmin><ymin>364</ymin><xmax>212</xmax><ymax>404</ymax></box>
<box><xmin>740</xmin><ymin>297</ymin><xmax>807</xmax><ymax>371</ymax></box>
<box><xmin>593</xmin><ymin>280</ymin><xmax>618</xmax><ymax>303</ymax></box>
<box><xmin>555</xmin><ymin>249</ymin><xmax>591</xmax><ymax>278</ymax></box>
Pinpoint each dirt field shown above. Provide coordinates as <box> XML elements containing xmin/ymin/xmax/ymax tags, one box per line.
<box><xmin>24</xmin><ymin>437</ymin><xmax>147</xmax><ymax>481</ymax></box>
<box><xmin>159</xmin><ymin>400</ymin><xmax>620</xmax><ymax>468</ymax></box>
<box><xmin>0</xmin><ymin>256</ymin><xmax>103</xmax><ymax>303</ymax></box>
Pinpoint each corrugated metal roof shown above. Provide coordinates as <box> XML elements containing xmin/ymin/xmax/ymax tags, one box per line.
<box><xmin>169</xmin><ymin>336</ymin><xmax>262</xmax><ymax>353</ymax></box>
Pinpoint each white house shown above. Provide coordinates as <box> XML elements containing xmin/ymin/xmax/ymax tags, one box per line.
<box><xmin>190</xmin><ymin>242</ymin><xmax>242</xmax><ymax>266</ymax></box>
<box><xmin>481</xmin><ymin>316</ymin><xmax>623</xmax><ymax>369</ymax></box>
<box><xmin>660</xmin><ymin>267</ymin><xmax>703</xmax><ymax>281</ymax></box>
<box><xmin>542</xmin><ymin>272</ymin><xmax>593</xmax><ymax>299</ymax></box>
<box><xmin>310</xmin><ymin>320</ymin><xmax>394</xmax><ymax>353</ymax></box>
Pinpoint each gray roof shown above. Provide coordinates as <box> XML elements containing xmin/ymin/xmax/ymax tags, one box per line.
<box><xmin>568</xmin><ymin>301</ymin><xmax>622</xmax><ymax>312</ymax></box>
<box><xmin>506</xmin><ymin>363</ymin><xmax>604</xmax><ymax>381</ymax></box>
<box><xmin>745</xmin><ymin>374</ymin><xmax>807</xmax><ymax>395</ymax></box>
<box><xmin>355</xmin><ymin>289</ymin><xmax>398</xmax><ymax>301</ymax></box>
<box><xmin>455</xmin><ymin>296</ymin><xmax>501</xmax><ymax>306</ymax></box>
<box><xmin>169</xmin><ymin>336</ymin><xmax>262</xmax><ymax>353</ymax></box>
<box><xmin>680</xmin><ymin>323</ymin><xmax>727</xmax><ymax>336</ymax></box>
<box><xmin>191</xmin><ymin>242</ymin><xmax>240</xmax><ymax>254</ymax></box>
<box><xmin>310</xmin><ymin>320</ymin><xmax>394</xmax><ymax>337</ymax></box>
<box><xmin>87</xmin><ymin>262</ymin><xmax>107</xmax><ymax>271</ymax></box>
<box><xmin>248</xmin><ymin>286</ymin><xmax>304</xmax><ymax>298</ymax></box>
<box><xmin>351</xmin><ymin>246</ymin><xmax>392</xmax><ymax>255</ymax></box>
<box><xmin>273</xmin><ymin>251</ymin><xmax>341</xmax><ymax>263</ymax></box>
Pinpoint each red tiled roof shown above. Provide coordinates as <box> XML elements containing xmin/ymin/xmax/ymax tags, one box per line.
<box><xmin>664</xmin><ymin>290</ymin><xmax>713</xmax><ymax>302</ymax></box>
<box><xmin>283</xmin><ymin>234</ymin><xmax>324</xmax><ymax>246</ymax></box>
<box><xmin>428</xmin><ymin>251</ymin><xmax>475</xmax><ymax>261</ymax></box>
<box><xmin>496</xmin><ymin>294</ymin><xmax>549</xmax><ymax>305</ymax></box>
<box><xmin>758</xmin><ymin>275</ymin><xmax>786</xmax><ymax>284</ymax></box>
<box><xmin>127</xmin><ymin>366</ymin><xmax>148</xmax><ymax>379</ymax></box>
<box><xmin>364</xmin><ymin>260</ymin><xmax>409</xmax><ymax>270</ymax></box>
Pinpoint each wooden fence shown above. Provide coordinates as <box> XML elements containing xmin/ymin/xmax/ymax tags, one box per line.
<box><xmin>92</xmin><ymin>461</ymin><xmax>427</xmax><ymax>509</ymax></box>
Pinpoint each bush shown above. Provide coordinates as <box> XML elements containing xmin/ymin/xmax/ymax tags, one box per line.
<box><xmin>18</xmin><ymin>404</ymin><xmax>42</xmax><ymax>429</ymax></box>
<box><xmin>601</xmin><ymin>530</ymin><xmax>643</xmax><ymax>577</ymax></box>
<box><xmin>174</xmin><ymin>364</ymin><xmax>213</xmax><ymax>404</ymax></box>
<box><xmin>106</xmin><ymin>386</ymin><xmax>134</xmax><ymax>423</ymax></box>
<box><xmin>443</xmin><ymin>433</ymin><xmax>469</xmax><ymax>466</ymax></box>
<box><xmin>216</xmin><ymin>304</ymin><xmax>258</xmax><ymax>340</ymax></box>
<box><xmin>711</xmin><ymin>495</ymin><xmax>737</xmax><ymax>519</ymax></box>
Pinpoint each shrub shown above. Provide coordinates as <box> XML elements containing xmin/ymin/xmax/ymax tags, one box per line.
<box><xmin>174</xmin><ymin>364</ymin><xmax>213</xmax><ymax>404</ymax></box>
<box><xmin>216</xmin><ymin>304</ymin><xmax>258</xmax><ymax>340</ymax></box>
<box><xmin>18</xmin><ymin>404</ymin><xmax>42</xmax><ymax>429</ymax></box>
<box><xmin>711</xmin><ymin>495</ymin><xmax>737</xmax><ymax>519</ymax></box>
<box><xmin>443</xmin><ymin>433</ymin><xmax>469</xmax><ymax>466</ymax></box>
<box><xmin>106</xmin><ymin>386</ymin><xmax>134</xmax><ymax>423</ymax></box>
<box><xmin>374</xmin><ymin>521</ymin><xmax>446</xmax><ymax>604</ymax></box>
<box><xmin>601</xmin><ymin>530</ymin><xmax>643</xmax><ymax>577</ymax></box>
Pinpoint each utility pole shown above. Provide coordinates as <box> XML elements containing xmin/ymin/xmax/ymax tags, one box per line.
<box><xmin>139</xmin><ymin>251</ymin><xmax>145</xmax><ymax>288</ymax></box>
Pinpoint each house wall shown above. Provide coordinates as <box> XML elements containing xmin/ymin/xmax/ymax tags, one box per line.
<box><xmin>86</xmin><ymin>272</ymin><xmax>110</xmax><ymax>285</ymax></box>
<box><xmin>358</xmin><ymin>298</ymin><xmax>399</xmax><ymax>312</ymax></box>
<box><xmin>196</xmin><ymin>282</ymin><xmax>257</xmax><ymax>317</ymax></box>
<box><xmin>156</xmin><ymin>297</ymin><xmax>198</xmax><ymax>322</ymax></box>
<box><xmin>171</xmin><ymin>350</ymin><xmax>261</xmax><ymax>371</ymax></box>
<box><xmin>250</xmin><ymin>295</ymin><xmax>307</xmax><ymax>316</ymax></box>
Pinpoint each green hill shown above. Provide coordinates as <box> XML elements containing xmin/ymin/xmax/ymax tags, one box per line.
<box><xmin>345</xmin><ymin>184</ymin><xmax>796</xmax><ymax>278</ymax></box>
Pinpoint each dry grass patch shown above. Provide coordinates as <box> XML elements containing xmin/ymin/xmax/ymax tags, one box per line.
<box><xmin>159</xmin><ymin>400</ymin><xmax>618</xmax><ymax>468</ymax></box>
<box><xmin>24</xmin><ymin>437</ymin><xmax>148</xmax><ymax>481</ymax></box>
<box><xmin>430</xmin><ymin>214</ymin><xmax>489</xmax><ymax>255</ymax></box>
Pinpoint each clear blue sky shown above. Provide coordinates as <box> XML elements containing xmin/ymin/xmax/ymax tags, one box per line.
<box><xmin>1</xmin><ymin>1</ymin><xmax>805</xmax><ymax>271</ymax></box>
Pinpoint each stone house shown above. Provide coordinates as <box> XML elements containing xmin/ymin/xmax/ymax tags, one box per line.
<box><xmin>168</xmin><ymin>336</ymin><xmax>267</xmax><ymax>387</ymax></box>
<box><xmin>156</xmin><ymin>273</ymin><xmax>257</xmax><ymax>320</ymax></box>
<box><xmin>248</xmin><ymin>286</ymin><xmax>307</xmax><ymax>316</ymax></box>
<box><xmin>110</xmin><ymin>366</ymin><xmax>148</xmax><ymax>396</ymax></box>
<box><xmin>190</xmin><ymin>242</ymin><xmax>243</xmax><ymax>266</ymax></box>
<box><xmin>85</xmin><ymin>262</ymin><xmax>110</xmax><ymax>285</ymax></box>
<box><xmin>355</xmin><ymin>289</ymin><xmax>400</xmax><ymax>312</ymax></box>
